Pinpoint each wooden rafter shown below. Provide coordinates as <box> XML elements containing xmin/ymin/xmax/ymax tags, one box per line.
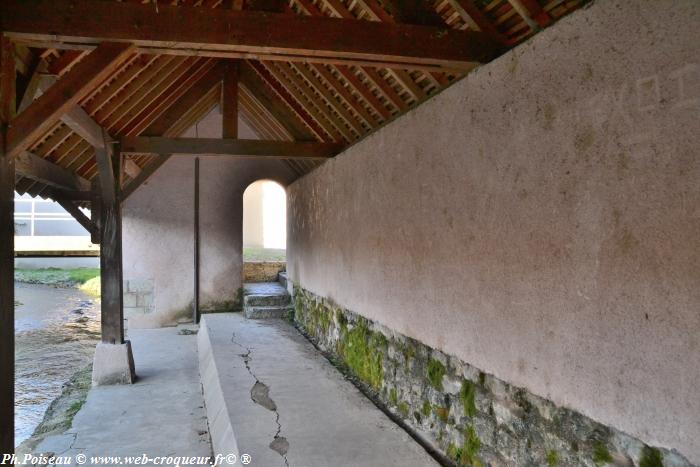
<box><xmin>7</xmin><ymin>42</ymin><xmax>135</xmax><ymax>158</ymax></box>
<box><xmin>1</xmin><ymin>0</ymin><xmax>501</xmax><ymax>72</ymax></box>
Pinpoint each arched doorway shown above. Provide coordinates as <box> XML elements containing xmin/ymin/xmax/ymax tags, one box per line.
<box><xmin>242</xmin><ymin>180</ymin><xmax>286</xmax><ymax>263</ymax></box>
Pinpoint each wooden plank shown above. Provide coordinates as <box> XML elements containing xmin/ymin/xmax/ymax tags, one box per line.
<box><xmin>0</xmin><ymin>35</ymin><xmax>16</xmax><ymax>457</ymax></box>
<box><xmin>56</xmin><ymin>199</ymin><xmax>97</xmax><ymax>238</ymax></box>
<box><xmin>447</xmin><ymin>0</ymin><xmax>509</xmax><ymax>45</ymax></box>
<box><xmin>97</xmin><ymin>142</ymin><xmax>124</xmax><ymax>344</ymax></box>
<box><xmin>249</xmin><ymin>60</ymin><xmax>330</xmax><ymax>141</ymax></box>
<box><xmin>1</xmin><ymin>0</ymin><xmax>500</xmax><ymax>71</ymax></box>
<box><xmin>239</xmin><ymin>62</ymin><xmax>316</xmax><ymax>141</ymax></box>
<box><xmin>17</xmin><ymin>59</ymin><xmax>48</xmax><ymax>113</ymax></box>
<box><xmin>142</xmin><ymin>62</ymin><xmax>225</xmax><ymax>137</ymax></box>
<box><xmin>37</xmin><ymin>74</ymin><xmax>110</xmax><ymax>149</ymax></box>
<box><xmin>120</xmin><ymin>64</ymin><xmax>226</xmax><ymax>201</ymax></box>
<box><xmin>123</xmin><ymin>158</ymin><xmax>142</xmax><ymax>179</ymax></box>
<box><xmin>381</xmin><ymin>0</ymin><xmax>445</xmax><ymax>26</ymax></box>
<box><xmin>271</xmin><ymin>62</ymin><xmax>350</xmax><ymax>141</ymax></box>
<box><xmin>121</xmin><ymin>137</ymin><xmax>344</xmax><ymax>159</ymax></box>
<box><xmin>15</xmin><ymin>151</ymin><xmax>91</xmax><ymax>191</ymax></box>
<box><xmin>6</xmin><ymin>42</ymin><xmax>135</xmax><ymax>158</ymax></box>
<box><xmin>222</xmin><ymin>61</ymin><xmax>239</xmax><ymax>138</ymax></box>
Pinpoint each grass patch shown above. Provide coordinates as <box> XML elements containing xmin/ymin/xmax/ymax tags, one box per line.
<box><xmin>79</xmin><ymin>276</ymin><xmax>101</xmax><ymax>298</ymax></box>
<box><xmin>242</xmin><ymin>247</ymin><xmax>286</xmax><ymax>262</ymax></box>
<box><xmin>15</xmin><ymin>267</ymin><xmax>100</xmax><ymax>287</ymax></box>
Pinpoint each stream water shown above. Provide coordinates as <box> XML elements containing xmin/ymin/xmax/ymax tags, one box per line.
<box><xmin>14</xmin><ymin>282</ymin><xmax>100</xmax><ymax>446</ymax></box>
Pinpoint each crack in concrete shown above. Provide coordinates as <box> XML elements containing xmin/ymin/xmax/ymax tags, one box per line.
<box><xmin>231</xmin><ymin>332</ymin><xmax>290</xmax><ymax>467</ymax></box>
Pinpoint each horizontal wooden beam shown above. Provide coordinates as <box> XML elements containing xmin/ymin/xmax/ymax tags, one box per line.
<box><xmin>1</xmin><ymin>0</ymin><xmax>500</xmax><ymax>72</ymax></box>
<box><xmin>121</xmin><ymin>137</ymin><xmax>343</xmax><ymax>159</ymax></box>
<box><xmin>15</xmin><ymin>151</ymin><xmax>90</xmax><ymax>191</ymax></box>
<box><xmin>6</xmin><ymin>42</ymin><xmax>135</xmax><ymax>158</ymax></box>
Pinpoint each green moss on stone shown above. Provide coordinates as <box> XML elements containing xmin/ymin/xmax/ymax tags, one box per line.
<box><xmin>449</xmin><ymin>425</ymin><xmax>482</xmax><ymax>466</ymax></box>
<box><xmin>462</xmin><ymin>424</ymin><xmax>482</xmax><ymax>466</ymax></box>
<box><xmin>422</xmin><ymin>400</ymin><xmax>431</xmax><ymax>417</ymax></box>
<box><xmin>592</xmin><ymin>442</ymin><xmax>613</xmax><ymax>465</ymax></box>
<box><xmin>398</xmin><ymin>401</ymin><xmax>409</xmax><ymax>417</ymax></box>
<box><xmin>639</xmin><ymin>446</ymin><xmax>663</xmax><ymax>467</ymax></box>
<box><xmin>340</xmin><ymin>322</ymin><xmax>383</xmax><ymax>390</ymax></box>
<box><xmin>427</xmin><ymin>359</ymin><xmax>446</xmax><ymax>390</ymax></box>
<box><xmin>546</xmin><ymin>449</ymin><xmax>559</xmax><ymax>467</ymax></box>
<box><xmin>460</xmin><ymin>380</ymin><xmax>477</xmax><ymax>418</ymax></box>
<box><xmin>389</xmin><ymin>388</ymin><xmax>398</xmax><ymax>405</ymax></box>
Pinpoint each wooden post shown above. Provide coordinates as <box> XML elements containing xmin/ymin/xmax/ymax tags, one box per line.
<box><xmin>0</xmin><ymin>35</ymin><xmax>16</xmax><ymax>455</ymax></box>
<box><xmin>193</xmin><ymin>157</ymin><xmax>200</xmax><ymax>324</ymax></box>
<box><xmin>96</xmin><ymin>141</ymin><xmax>124</xmax><ymax>344</ymax></box>
<box><xmin>222</xmin><ymin>60</ymin><xmax>239</xmax><ymax>139</ymax></box>
<box><xmin>90</xmin><ymin>180</ymin><xmax>101</xmax><ymax>245</ymax></box>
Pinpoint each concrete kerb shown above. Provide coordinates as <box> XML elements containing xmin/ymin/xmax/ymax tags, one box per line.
<box><xmin>198</xmin><ymin>317</ymin><xmax>240</xmax><ymax>465</ymax></box>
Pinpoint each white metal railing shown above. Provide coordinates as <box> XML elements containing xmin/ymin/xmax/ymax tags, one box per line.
<box><xmin>14</xmin><ymin>193</ymin><xmax>90</xmax><ymax>237</ymax></box>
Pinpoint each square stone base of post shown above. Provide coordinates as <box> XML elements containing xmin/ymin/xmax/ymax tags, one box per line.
<box><xmin>92</xmin><ymin>340</ymin><xmax>136</xmax><ymax>386</ymax></box>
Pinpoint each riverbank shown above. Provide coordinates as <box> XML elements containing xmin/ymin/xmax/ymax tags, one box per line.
<box><xmin>14</xmin><ymin>280</ymin><xmax>101</xmax><ymax>447</ymax></box>
<box><xmin>14</xmin><ymin>267</ymin><xmax>100</xmax><ymax>298</ymax></box>
<box><xmin>16</xmin><ymin>365</ymin><xmax>92</xmax><ymax>456</ymax></box>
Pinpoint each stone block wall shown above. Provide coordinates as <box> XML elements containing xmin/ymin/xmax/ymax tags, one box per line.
<box><xmin>123</xmin><ymin>278</ymin><xmax>155</xmax><ymax>329</ymax></box>
<box><xmin>243</xmin><ymin>262</ymin><xmax>286</xmax><ymax>283</ymax></box>
<box><xmin>293</xmin><ymin>285</ymin><xmax>692</xmax><ymax>467</ymax></box>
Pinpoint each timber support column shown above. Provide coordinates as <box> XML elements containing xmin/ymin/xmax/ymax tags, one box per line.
<box><xmin>92</xmin><ymin>139</ymin><xmax>135</xmax><ymax>386</ymax></box>
<box><xmin>0</xmin><ymin>36</ymin><xmax>16</xmax><ymax>455</ymax></box>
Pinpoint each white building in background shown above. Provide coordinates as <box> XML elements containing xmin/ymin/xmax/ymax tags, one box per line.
<box><xmin>13</xmin><ymin>192</ymin><xmax>98</xmax><ymax>258</ymax></box>
<box><xmin>242</xmin><ymin>181</ymin><xmax>286</xmax><ymax>249</ymax></box>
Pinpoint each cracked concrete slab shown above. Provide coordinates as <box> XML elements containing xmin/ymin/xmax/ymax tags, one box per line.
<box><xmin>199</xmin><ymin>313</ymin><xmax>439</xmax><ymax>467</ymax></box>
<box><xmin>33</xmin><ymin>327</ymin><xmax>211</xmax><ymax>466</ymax></box>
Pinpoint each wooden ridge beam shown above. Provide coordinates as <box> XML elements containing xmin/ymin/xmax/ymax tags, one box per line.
<box><xmin>222</xmin><ymin>61</ymin><xmax>240</xmax><ymax>139</ymax></box>
<box><xmin>121</xmin><ymin>137</ymin><xmax>343</xmax><ymax>159</ymax></box>
<box><xmin>1</xmin><ymin>0</ymin><xmax>501</xmax><ymax>72</ymax></box>
<box><xmin>6</xmin><ymin>42</ymin><xmax>135</xmax><ymax>158</ymax></box>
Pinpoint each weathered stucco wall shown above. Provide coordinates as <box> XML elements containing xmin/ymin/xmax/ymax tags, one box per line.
<box><xmin>123</xmin><ymin>110</ymin><xmax>296</xmax><ymax>326</ymax></box>
<box><xmin>287</xmin><ymin>0</ymin><xmax>700</xmax><ymax>462</ymax></box>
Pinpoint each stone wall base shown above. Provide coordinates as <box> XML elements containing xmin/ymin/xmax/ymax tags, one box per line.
<box><xmin>92</xmin><ymin>341</ymin><xmax>136</xmax><ymax>386</ymax></box>
<box><xmin>292</xmin><ymin>285</ymin><xmax>693</xmax><ymax>467</ymax></box>
<box><xmin>243</xmin><ymin>262</ymin><xmax>285</xmax><ymax>283</ymax></box>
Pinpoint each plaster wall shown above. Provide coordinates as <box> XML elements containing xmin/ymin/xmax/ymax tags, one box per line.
<box><xmin>287</xmin><ymin>0</ymin><xmax>700</xmax><ymax>462</ymax></box>
<box><xmin>122</xmin><ymin>109</ymin><xmax>296</xmax><ymax>325</ymax></box>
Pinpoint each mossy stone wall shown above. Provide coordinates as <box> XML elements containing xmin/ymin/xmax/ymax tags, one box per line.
<box><xmin>293</xmin><ymin>285</ymin><xmax>692</xmax><ymax>467</ymax></box>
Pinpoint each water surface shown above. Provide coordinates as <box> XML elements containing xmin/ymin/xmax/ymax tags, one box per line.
<box><xmin>14</xmin><ymin>282</ymin><xmax>100</xmax><ymax>446</ymax></box>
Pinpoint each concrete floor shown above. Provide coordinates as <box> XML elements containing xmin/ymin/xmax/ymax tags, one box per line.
<box><xmin>34</xmin><ymin>327</ymin><xmax>211</xmax><ymax>466</ymax></box>
<box><xmin>200</xmin><ymin>313</ymin><xmax>439</xmax><ymax>467</ymax></box>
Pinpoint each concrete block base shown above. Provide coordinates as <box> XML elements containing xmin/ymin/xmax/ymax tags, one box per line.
<box><xmin>92</xmin><ymin>341</ymin><xmax>136</xmax><ymax>386</ymax></box>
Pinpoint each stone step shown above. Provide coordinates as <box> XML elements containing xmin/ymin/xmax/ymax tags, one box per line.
<box><xmin>278</xmin><ymin>271</ymin><xmax>289</xmax><ymax>289</ymax></box>
<box><xmin>244</xmin><ymin>305</ymin><xmax>293</xmax><ymax>320</ymax></box>
<box><xmin>244</xmin><ymin>293</ymin><xmax>290</xmax><ymax>307</ymax></box>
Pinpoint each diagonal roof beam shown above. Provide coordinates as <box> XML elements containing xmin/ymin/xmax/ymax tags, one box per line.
<box><xmin>15</xmin><ymin>151</ymin><xmax>91</xmax><ymax>192</ymax></box>
<box><xmin>120</xmin><ymin>62</ymin><xmax>226</xmax><ymax>202</ymax></box>
<box><xmin>1</xmin><ymin>0</ymin><xmax>501</xmax><ymax>72</ymax></box>
<box><xmin>6</xmin><ymin>42</ymin><xmax>135</xmax><ymax>158</ymax></box>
